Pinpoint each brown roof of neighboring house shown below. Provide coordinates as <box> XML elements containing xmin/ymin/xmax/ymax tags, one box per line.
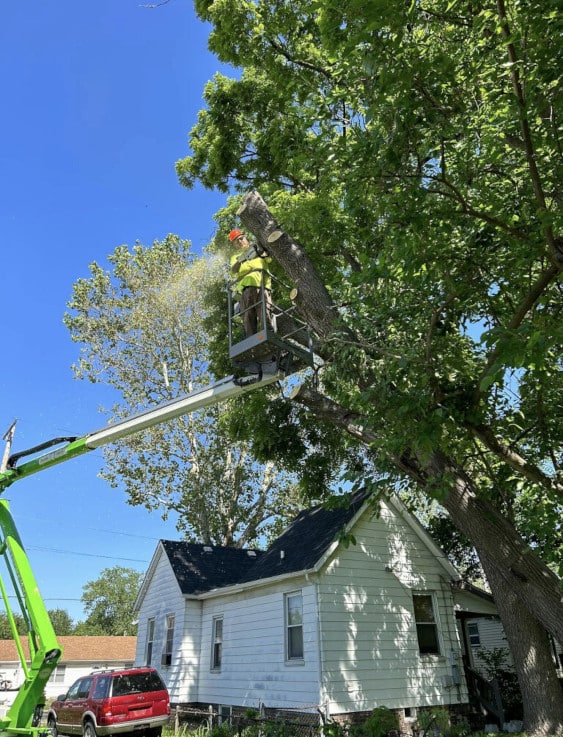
<box><xmin>0</xmin><ymin>636</ymin><xmax>137</xmax><ymax>663</ymax></box>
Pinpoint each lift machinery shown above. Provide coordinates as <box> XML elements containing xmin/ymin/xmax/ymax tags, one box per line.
<box><xmin>0</xmin><ymin>284</ymin><xmax>315</xmax><ymax>737</ymax></box>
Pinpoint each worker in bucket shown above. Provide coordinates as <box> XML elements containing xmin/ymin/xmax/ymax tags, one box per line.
<box><xmin>229</xmin><ymin>229</ymin><xmax>273</xmax><ymax>337</ymax></box>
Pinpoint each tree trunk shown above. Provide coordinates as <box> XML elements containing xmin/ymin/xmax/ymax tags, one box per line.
<box><xmin>288</xmin><ymin>369</ymin><xmax>563</xmax><ymax>734</ymax></box>
<box><xmin>237</xmin><ymin>193</ymin><xmax>338</xmax><ymax>339</ymax></box>
<box><xmin>481</xmin><ymin>553</ymin><xmax>563</xmax><ymax>736</ymax></box>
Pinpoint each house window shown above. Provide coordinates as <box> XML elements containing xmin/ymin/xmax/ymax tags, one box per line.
<box><xmin>49</xmin><ymin>664</ymin><xmax>66</xmax><ymax>683</ymax></box>
<box><xmin>285</xmin><ymin>591</ymin><xmax>304</xmax><ymax>661</ymax></box>
<box><xmin>413</xmin><ymin>593</ymin><xmax>440</xmax><ymax>655</ymax></box>
<box><xmin>467</xmin><ymin>622</ymin><xmax>481</xmax><ymax>647</ymax></box>
<box><xmin>217</xmin><ymin>705</ymin><xmax>232</xmax><ymax>726</ymax></box>
<box><xmin>162</xmin><ymin>614</ymin><xmax>175</xmax><ymax>667</ymax></box>
<box><xmin>211</xmin><ymin>616</ymin><xmax>223</xmax><ymax>670</ymax></box>
<box><xmin>146</xmin><ymin>617</ymin><xmax>155</xmax><ymax>666</ymax></box>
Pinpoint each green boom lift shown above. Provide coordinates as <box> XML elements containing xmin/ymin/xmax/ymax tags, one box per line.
<box><xmin>0</xmin><ymin>290</ymin><xmax>315</xmax><ymax>737</ymax></box>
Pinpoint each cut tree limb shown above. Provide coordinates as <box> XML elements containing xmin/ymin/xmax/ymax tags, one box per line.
<box><xmin>238</xmin><ymin>191</ymin><xmax>339</xmax><ymax>340</ymax></box>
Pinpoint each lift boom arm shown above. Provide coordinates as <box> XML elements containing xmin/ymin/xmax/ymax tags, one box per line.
<box><xmin>0</xmin><ymin>373</ymin><xmax>281</xmax><ymax>492</ymax></box>
<box><xmin>0</xmin><ymin>370</ymin><xmax>283</xmax><ymax>737</ymax></box>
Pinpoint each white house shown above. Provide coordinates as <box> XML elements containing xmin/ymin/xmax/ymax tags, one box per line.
<box><xmin>133</xmin><ymin>491</ymin><xmax>473</xmax><ymax>725</ymax></box>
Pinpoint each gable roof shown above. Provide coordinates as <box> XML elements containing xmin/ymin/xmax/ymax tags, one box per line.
<box><xmin>0</xmin><ymin>636</ymin><xmax>136</xmax><ymax>663</ymax></box>
<box><xmin>159</xmin><ymin>490</ymin><xmax>368</xmax><ymax>596</ymax></box>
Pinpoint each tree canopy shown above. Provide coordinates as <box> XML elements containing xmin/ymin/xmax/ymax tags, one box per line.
<box><xmin>0</xmin><ymin>609</ymin><xmax>74</xmax><ymax>638</ymax></box>
<box><xmin>64</xmin><ymin>235</ymin><xmax>307</xmax><ymax>546</ymax></box>
<box><xmin>175</xmin><ymin>0</ymin><xmax>562</xmax><ymax>732</ymax></box>
<box><xmin>73</xmin><ymin>566</ymin><xmax>142</xmax><ymax>636</ymax></box>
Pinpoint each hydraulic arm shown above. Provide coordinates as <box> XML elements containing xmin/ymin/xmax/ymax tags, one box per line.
<box><xmin>0</xmin><ymin>370</ymin><xmax>284</xmax><ymax>737</ymax></box>
<box><xmin>0</xmin><ymin>501</ymin><xmax>61</xmax><ymax>736</ymax></box>
<box><xmin>0</xmin><ymin>373</ymin><xmax>281</xmax><ymax>494</ymax></box>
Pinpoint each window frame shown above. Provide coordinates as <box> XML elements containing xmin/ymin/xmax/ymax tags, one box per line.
<box><xmin>162</xmin><ymin>613</ymin><xmax>175</xmax><ymax>667</ymax></box>
<box><xmin>49</xmin><ymin>664</ymin><xmax>66</xmax><ymax>684</ymax></box>
<box><xmin>467</xmin><ymin>621</ymin><xmax>481</xmax><ymax>647</ymax></box>
<box><xmin>284</xmin><ymin>590</ymin><xmax>304</xmax><ymax>662</ymax></box>
<box><xmin>412</xmin><ymin>592</ymin><xmax>441</xmax><ymax>656</ymax></box>
<box><xmin>146</xmin><ymin>617</ymin><xmax>156</xmax><ymax>666</ymax></box>
<box><xmin>211</xmin><ymin>615</ymin><xmax>224</xmax><ymax>671</ymax></box>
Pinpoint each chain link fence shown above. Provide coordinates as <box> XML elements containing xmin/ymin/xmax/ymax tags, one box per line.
<box><xmin>172</xmin><ymin>704</ymin><xmax>323</xmax><ymax>737</ymax></box>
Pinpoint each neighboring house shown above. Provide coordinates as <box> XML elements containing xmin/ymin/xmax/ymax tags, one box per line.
<box><xmin>452</xmin><ymin>583</ymin><xmax>501</xmax><ymax>677</ymax></box>
<box><xmin>454</xmin><ymin>583</ymin><xmax>563</xmax><ymax>679</ymax></box>
<box><xmin>133</xmin><ymin>491</ymin><xmax>472</xmax><ymax>725</ymax></box>
<box><xmin>0</xmin><ymin>636</ymin><xmax>136</xmax><ymax>699</ymax></box>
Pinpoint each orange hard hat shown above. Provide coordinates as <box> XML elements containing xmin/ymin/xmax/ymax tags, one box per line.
<box><xmin>228</xmin><ymin>229</ymin><xmax>244</xmax><ymax>242</ymax></box>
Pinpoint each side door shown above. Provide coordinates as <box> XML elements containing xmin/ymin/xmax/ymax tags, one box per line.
<box><xmin>57</xmin><ymin>677</ymin><xmax>94</xmax><ymax>734</ymax></box>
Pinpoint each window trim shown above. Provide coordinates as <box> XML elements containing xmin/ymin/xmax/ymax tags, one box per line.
<box><xmin>412</xmin><ymin>592</ymin><xmax>442</xmax><ymax>656</ymax></box>
<box><xmin>49</xmin><ymin>664</ymin><xmax>66</xmax><ymax>683</ymax></box>
<box><xmin>467</xmin><ymin>621</ymin><xmax>481</xmax><ymax>647</ymax></box>
<box><xmin>162</xmin><ymin>613</ymin><xmax>175</xmax><ymax>667</ymax></box>
<box><xmin>146</xmin><ymin>617</ymin><xmax>156</xmax><ymax>666</ymax></box>
<box><xmin>211</xmin><ymin>615</ymin><xmax>223</xmax><ymax>671</ymax></box>
<box><xmin>284</xmin><ymin>590</ymin><xmax>304</xmax><ymax>662</ymax></box>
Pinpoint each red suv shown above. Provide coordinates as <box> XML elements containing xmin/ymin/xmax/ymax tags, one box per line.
<box><xmin>47</xmin><ymin>667</ymin><xmax>170</xmax><ymax>737</ymax></box>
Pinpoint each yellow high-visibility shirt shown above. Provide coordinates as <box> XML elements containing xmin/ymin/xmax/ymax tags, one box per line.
<box><xmin>230</xmin><ymin>254</ymin><xmax>272</xmax><ymax>293</ymax></box>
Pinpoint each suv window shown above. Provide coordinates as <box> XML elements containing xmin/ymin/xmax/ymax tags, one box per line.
<box><xmin>110</xmin><ymin>671</ymin><xmax>166</xmax><ymax>697</ymax></box>
<box><xmin>92</xmin><ymin>675</ymin><xmax>111</xmax><ymax>699</ymax></box>
<box><xmin>67</xmin><ymin>678</ymin><xmax>93</xmax><ymax>700</ymax></box>
<box><xmin>78</xmin><ymin>678</ymin><xmax>93</xmax><ymax>699</ymax></box>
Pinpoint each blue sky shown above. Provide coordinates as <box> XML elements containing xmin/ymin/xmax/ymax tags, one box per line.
<box><xmin>0</xmin><ymin>1</ymin><xmax>231</xmax><ymax>623</ymax></box>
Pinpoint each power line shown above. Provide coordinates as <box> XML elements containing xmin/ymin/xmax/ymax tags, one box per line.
<box><xmin>15</xmin><ymin>514</ymin><xmax>167</xmax><ymax>542</ymax></box>
<box><xmin>26</xmin><ymin>546</ymin><xmax>148</xmax><ymax>564</ymax></box>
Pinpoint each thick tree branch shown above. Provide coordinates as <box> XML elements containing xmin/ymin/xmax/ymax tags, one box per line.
<box><xmin>465</xmin><ymin>422</ymin><xmax>563</xmax><ymax>498</ymax></box>
<box><xmin>290</xmin><ymin>383</ymin><xmax>563</xmax><ymax>645</ymax></box>
<box><xmin>288</xmin><ymin>383</ymin><xmax>425</xmax><ymax>484</ymax></box>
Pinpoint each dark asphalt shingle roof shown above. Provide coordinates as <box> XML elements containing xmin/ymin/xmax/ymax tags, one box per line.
<box><xmin>161</xmin><ymin>490</ymin><xmax>367</xmax><ymax>596</ymax></box>
<box><xmin>161</xmin><ymin>541</ymin><xmax>264</xmax><ymax>595</ymax></box>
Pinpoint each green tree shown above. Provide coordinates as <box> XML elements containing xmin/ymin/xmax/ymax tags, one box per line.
<box><xmin>74</xmin><ymin>566</ymin><xmax>142</xmax><ymax>636</ymax></box>
<box><xmin>176</xmin><ymin>0</ymin><xmax>562</xmax><ymax>733</ymax></box>
<box><xmin>0</xmin><ymin>613</ymin><xmax>27</xmax><ymax>639</ymax></box>
<box><xmin>46</xmin><ymin>609</ymin><xmax>75</xmax><ymax>636</ymax></box>
<box><xmin>0</xmin><ymin>609</ymin><xmax>74</xmax><ymax>637</ymax></box>
<box><xmin>64</xmin><ymin>235</ymin><xmax>305</xmax><ymax>546</ymax></box>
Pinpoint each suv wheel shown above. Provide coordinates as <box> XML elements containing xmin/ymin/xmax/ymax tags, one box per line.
<box><xmin>83</xmin><ymin>721</ymin><xmax>97</xmax><ymax>737</ymax></box>
<box><xmin>47</xmin><ymin>717</ymin><xmax>58</xmax><ymax>737</ymax></box>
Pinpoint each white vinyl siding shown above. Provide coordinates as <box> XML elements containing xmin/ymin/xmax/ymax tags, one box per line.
<box><xmin>134</xmin><ymin>544</ymin><xmax>198</xmax><ymax>703</ymax></box>
<box><xmin>317</xmin><ymin>499</ymin><xmax>467</xmax><ymax>713</ymax></box>
<box><xmin>197</xmin><ymin>581</ymin><xmax>321</xmax><ymax>709</ymax></box>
